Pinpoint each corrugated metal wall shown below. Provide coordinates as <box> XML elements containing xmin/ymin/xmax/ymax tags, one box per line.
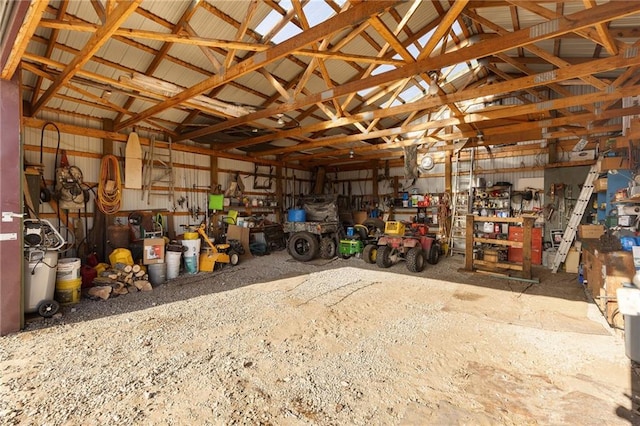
<box><xmin>22</xmin><ymin>115</ymin><xmax>307</xmax><ymax>247</ymax></box>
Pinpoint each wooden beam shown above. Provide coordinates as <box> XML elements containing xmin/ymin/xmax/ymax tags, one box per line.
<box><xmin>181</xmin><ymin>1</ymin><xmax>640</xmax><ymax>145</ymax></box>
<box><xmin>116</xmin><ymin>1</ymin><xmax>399</xmax><ymax>131</ymax></box>
<box><xmin>31</xmin><ymin>0</ymin><xmax>142</xmax><ymax>116</ymax></box>
<box><xmin>257</xmin><ymin>86</ymin><xmax>640</xmax><ymax>158</ymax></box>
<box><xmin>0</xmin><ymin>0</ymin><xmax>48</xmax><ymax>79</ymax></box>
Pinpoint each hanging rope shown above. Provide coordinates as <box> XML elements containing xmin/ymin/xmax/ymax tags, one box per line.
<box><xmin>96</xmin><ymin>155</ymin><xmax>122</xmax><ymax>215</ymax></box>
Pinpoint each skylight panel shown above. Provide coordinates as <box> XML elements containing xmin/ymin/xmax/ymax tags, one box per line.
<box><xmin>406</xmin><ymin>44</ymin><xmax>420</xmax><ymax>59</ymax></box>
<box><xmin>304</xmin><ymin>1</ymin><xmax>336</xmax><ymax>27</ymax></box>
<box><xmin>254</xmin><ymin>0</ymin><xmax>302</xmax><ymax>43</ymax></box>
<box><xmin>254</xmin><ymin>10</ymin><xmax>280</xmax><ymax>38</ymax></box>
<box><xmin>371</xmin><ymin>64</ymin><xmax>396</xmax><ymax>76</ymax></box>
<box><xmin>271</xmin><ymin>22</ymin><xmax>303</xmax><ymax>43</ymax></box>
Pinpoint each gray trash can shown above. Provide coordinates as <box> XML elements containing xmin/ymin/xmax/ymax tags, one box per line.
<box><xmin>625</xmin><ymin>314</ymin><xmax>640</xmax><ymax>363</ymax></box>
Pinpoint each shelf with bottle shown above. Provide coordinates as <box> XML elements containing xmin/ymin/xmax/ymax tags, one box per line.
<box><xmin>472</xmin><ymin>185</ymin><xmax>511</xmax><ymax>217</ymax></box>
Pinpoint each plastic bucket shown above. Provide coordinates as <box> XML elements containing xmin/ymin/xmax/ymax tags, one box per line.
<box><xmin>181</xmin><ymin>239</ymin><xmax>201</xmax><ymax>274</ymax></box>
<box><xmin>56</xmin><ymin>258</ymin><xmax>81</xmax><ymax>281</ymax></box>
<box><xmin>24</xmin><ymin>250</ymin><xmax>58</xmax><ymax>313</ymax></box>
<box><xmin>109</xmin><ymin>248</ymin><xmax>134</xmax><ymax>267</ymax></box>
<box><xmin>183</xmin><ymin>232</ymin><xmax>199</xmax><ymax>240</ymax></box>
<box><xmin>55</xmin><ymin>278</ymin><xmax>82</xmax><ymax>305</ymax></box>
<box><xmin>148</xmin><ymin>263</ymin><xmax>167</xmax><ymax>286</ymax></box>
<box><xmin>181</xmin><ymin>239</ymin><xmax>201</xmax><ymax>257</ymax></box>
<box><xmin>166</xmin><ymin>251</ymin><xmax>181</xmax><ymax>279</ymax></box>
<box><xmin>288</xmin><ymin>209</ymin><xmax>306</xmax><ymax>222</ymax></box>
<box><xmin>184</xmin><ymin>256</ymin><xmax>198</xmax><ymax>274</ymax></box>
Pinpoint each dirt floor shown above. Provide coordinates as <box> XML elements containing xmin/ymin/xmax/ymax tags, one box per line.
<box><xmin>0</xmin><ymin>251</ymin><xmax>637</xmax><ymax>425</ymax></box>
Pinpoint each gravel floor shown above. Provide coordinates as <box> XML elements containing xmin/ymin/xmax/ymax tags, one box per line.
<box><xmin>0</xmin><ymin>250</ymin><xmax>635</xmax><ymax>425</ymax></box>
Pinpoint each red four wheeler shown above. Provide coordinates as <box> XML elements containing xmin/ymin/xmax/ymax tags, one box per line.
<box><xmin>365</xmin><ymin>221</ymin><xmax>441</xmax><ymax>272</ymax></box>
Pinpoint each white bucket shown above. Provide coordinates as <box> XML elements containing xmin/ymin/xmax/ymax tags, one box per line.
<box><xmin>166</xmin><ymin>251</ymin><xmax>181</xmax><ymax>280</ymax></box>
<box><xmin>181</xmin><ymin>239</ymin><xmax>201</xmax><ymax>257</ymax></box>
<box><xmin>56</xmin><ymin>258</ymin><xmax>81</xmax><ymax>281</ymax></box>
<box><xmin>148</xmin><ymin>263</ymin><xmax>167</xmax><ymax>286</ymax></box>
<box><xmin>181</xmin><ymin>239</ymin><xmax>201</xmax><ymax>274</ymax></box>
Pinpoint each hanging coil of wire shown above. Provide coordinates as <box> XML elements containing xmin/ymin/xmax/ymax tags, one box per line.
<box><xmin>97</xmin><ymin>155</ymin><xmax>122</xmax><ymax>214</ymax></box>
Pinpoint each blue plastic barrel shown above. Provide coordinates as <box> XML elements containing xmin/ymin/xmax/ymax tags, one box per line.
<box><xmin>288</xmin><ymin>209</ymin><xmax>306</xmax><ymax>222</ymax></box>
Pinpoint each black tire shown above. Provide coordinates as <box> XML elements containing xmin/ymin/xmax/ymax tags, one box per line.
<box><xmin>362</xmin><ymin>218</ymin><xmax>385</xmax><ymax>235</ymax></box>
<box><xmin>376</xmin><ymin>245</ymin><xmax>393</xmax><ymax>268</ymax></box>
<box><xmin>339</xmin><ymin>252</ymin><xmax>351</xmax><ymax>259</ymax></box>
<box><xmin>319</xmin><ymin>237</ymin><xmax>336</xmax><ymax>259</ymax></box>
<box><xmin>406</xmin><ymin>247</ymin><xmax>426</xmax><ymax>273</ymax></box>
<box><xmin>354</xmin><ymin>225</ymin><xmax>369</xmax><ymax>240</ymax></box>
<box><xmin>37</xmin><ymin>300</ymin><xmax>59</xmax><ymax>318</ymax></box>
<box><xmin>427</xmin><ymin>243</ymin><xmax>441</xmax><ymax>265</ymax></box>
<box><xmin>229</xmin><ymin>250</ymin><xmax>240</xmax><ymax>266</ymax></box>
<box><xmin>288</xmin><ymin>232</ymin><xmax>319</xmax><ymax>262</ymax></box>
<box><xmin>363</xmin><ymin>244</ymin><xmax>378</xmax><ymax>264</ymax></box>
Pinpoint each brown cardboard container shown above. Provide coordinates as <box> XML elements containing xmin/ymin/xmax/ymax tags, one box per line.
<box><xmin>594</xmin><ymin>178</ymin><xmax>607</xmax><ymax>192</ymax></box>
<box><xmin>143</xmin><ymin>238</ymin><xmax>165</xmax><ymax>264</ymax></box>
<box><xmin>600</xmin><ymin>156</ymin><xmax>629</xmax><ymax>171</ymax></box>
<box><xmin>578</xmin><ymin>224</ymin><xmax>604</xmax><ymax>239</ymax></box>
<box><xmin>564</xmin><ymin>248</ymin><xmax>580</xmax><ymax>273</ymax></box>
<box><xmin>226</xmin><ymin>224</ymin><xmax>251</xmax><ymax>258</ymax></box>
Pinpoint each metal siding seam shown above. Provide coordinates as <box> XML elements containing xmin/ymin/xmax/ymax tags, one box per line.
<box><xmin>537</xmin><ymin>100</ymin><xmax>553</xmax><ymax>111</ymax></box>
<box><xmin>530</xmin><ymin>19</ymin><xmax>559</xmax><ymax>38</ymax></box>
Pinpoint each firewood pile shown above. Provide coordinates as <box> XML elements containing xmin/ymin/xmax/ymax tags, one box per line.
<box><xmin>87</xmin><ymin>263</ymin><xmax>152</xmax><ymax>300</ymax></box>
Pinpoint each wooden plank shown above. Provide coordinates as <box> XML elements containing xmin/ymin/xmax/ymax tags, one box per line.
<box><xmin>473</xmin><ymin>215</ymin><xmax>538</xmax><ymax>223</ymax></box>
<box><xmin>522</xmin><ymin>216</ymin><xmax>534</xmax><ymax>279</ymax></box>
<box><xmin>476</xmin><ymin>269</ymin><xmax>540</xmax><ymax>284</ymax></box>
<box><xmin>475</xmin><ymin>237</ymin><xmax>523</xmax><ymax>248</ymax></box>
<box><xmin>22</xmin><ymin>173</ymin><xmax>36</xmax><ymax>219</ymax></box>
<box><xmin>124</xmin><ymin>131</ymin><xmax>142</xmax><ymax>189</ymax></box>
<box><xmin>465</xmin><ymin>214</ymin><xmax>474</xmax><ymax>271</ymax></box>
<box><xmin>474</xmin><ymin>260</ymin><xmax>524</xmax><ymax>271</ymax></box>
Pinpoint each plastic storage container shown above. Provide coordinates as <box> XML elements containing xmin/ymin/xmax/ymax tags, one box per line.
<box><xmin>288</xmin><ymin>209</ymin><xmax>306</xmax><ymax>222</ymax></box>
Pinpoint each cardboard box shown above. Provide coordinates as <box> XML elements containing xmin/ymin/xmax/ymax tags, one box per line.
<box><xmin>565</xmin><ymin>248</ymin><xmax>580</xmax><ymax>273</ymax></box>
<box><xmin>569</xmin><ymin>150</ymin><xmax>596</xmax><ymax>162</ymax></box>
<box><xmin>143</xmin><ymin>238</ymin><xmax>165</xmax><ymax>264</ymax></box>
<box><xmin>226</xmin><ymin>224</ymin><xmax>250</xmax><ymax>258</ymax></box>
<box><xmin>600</xmin><ymin>156</ymin><xmax>629</xmax><ymax>171</ymax></box>
<box><xmin>594</xmin><ymin>178</ymin><xmax>607</xmax><ymax>192</ymax></box>
<box><xmin>578</xmin><ymin>224</ymin><xmax>604</xmax><ymax>239</ymax></box>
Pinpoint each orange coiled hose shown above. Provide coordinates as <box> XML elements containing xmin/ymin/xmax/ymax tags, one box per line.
<box><xmin>96</xmin><ymin>155</ymin><xmax>122</xmax><ymax>215</ymax></box>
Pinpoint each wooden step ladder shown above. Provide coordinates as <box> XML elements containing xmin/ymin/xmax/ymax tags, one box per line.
<box><xmin>551</xmin><ymin>158</ymin><xmax>601</xmax><ymax>273</ymax></box>
<box><xmin>142</xmin><ymin>135</ymin><xmax>175</xmax><ymax>205</ymax></box>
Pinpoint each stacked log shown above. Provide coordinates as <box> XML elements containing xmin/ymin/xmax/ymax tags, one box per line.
<box><xmin>87</xmin><ymin>263</ymin><xmax>152</xmax><ymax>300</ymax></box>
